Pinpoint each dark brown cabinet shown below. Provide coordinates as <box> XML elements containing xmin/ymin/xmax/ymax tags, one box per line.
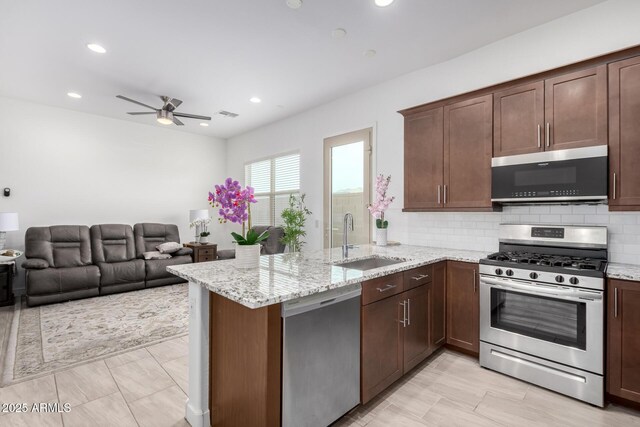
<box><xmin>444</xmin><ymin>94</ymin><xmax>494</xmax><ymax>209</ymax></box>
<box><xmin>493</xmin><ymin>66</ymin><xmax>607</xmax><ymax>157</ymax></box>
<box><xmin>404</xmin><ymin>107</ymin><xmax>444</xmax><ymax>210</ymax></box>
<box><xmin>609</xmin><ymin>56</ymin><xmax>640</xmax><ymax>211</ymax></box>
<box><xmin>493</xmin><ymin>81</ymin><xmax>544</xmax><ymax>157</ymax></box>
<box><xmin>607</xmin><ymin>279</ymin><xmax>640</xmax><ymax>404</ymax></box>
<box><xmin>430</xmin><ymin>262</ymin><xmax>446</xmax><ymax>351</ymax></box>
<box><xmin>446</xmin><ymin>261</ymin><xmax>479</xmax><ymax>354</ymax></box>
<box><xmin>403</xmin><ymin>284</ymin><xmax>430</xmax><ymax>372</ymax></box>
<box><xmin>402</xmin><ymin>94</ymin><xmax>494</xmax><ymax>211</ymax></box>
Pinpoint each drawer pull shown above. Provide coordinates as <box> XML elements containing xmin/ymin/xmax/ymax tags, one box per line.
<box><xmin>376</xmin><ymin>284</ymin><xmax>397</xmax><ymax>293</ymax></box>
<box><xmin>411</xmin><ymin>274</ymin><xmax>430</xmax><ymax>281</ymax></box>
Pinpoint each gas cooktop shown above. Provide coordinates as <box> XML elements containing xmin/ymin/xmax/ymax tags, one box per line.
<box><xmin>484</xmin><ymin>251</ymin><xmax>606</xmax><ymax>272</ymax></box>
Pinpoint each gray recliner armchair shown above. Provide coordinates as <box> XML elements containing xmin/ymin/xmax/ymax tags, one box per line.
<box><xmin>133</xmin><ymin>223</ymin><xmax>192</xmax><ymax>288</ymax></box>
<box><xmin>24</xmin><ymin>225</ymin><xmax>100</xmax><ymax>306</ymax></box>
<box><xmin>91</xmin><ymin>224</ymin><xmax>145</xmax><ymax>295</ymax></box>
<box><xmin>216</xmin><ymin>226</ymin><xmax>286</xmax><ymax>260</ymax></box>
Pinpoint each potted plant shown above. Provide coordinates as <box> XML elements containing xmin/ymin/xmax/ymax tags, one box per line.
<box><xmin>189</xmin><ymin>217</ymin><xmax>211</xmax><ymax>243</ymax></box>
<box><xmin>199</xmin><ymin>231</ymin><xmax>211</xmax><ymax>244</ymax></box>
<box><xmin>209</xmin><ymin>177</ymin><xmax>269</xmax><ymax>268</ymax></box>
<box><xmin>367</xmin><ymin>174</ymin><xmax>395</xmax><ymax>246</ymax></box>
<box><xmin>280</xmin><ymin>193</ymin><xmax>312</xmax><ymax>253</ymax></box>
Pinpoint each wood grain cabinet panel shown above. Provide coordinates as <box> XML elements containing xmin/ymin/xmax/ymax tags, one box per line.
<box><xmin>446</xmin><ymin>261</ymin><xmax>479</xmax><ymax>354</ymax></box>
<box><xmin>609</xmin><ymin>56</ymin><xmax>640</xmax><ymax>210</ymax></box>
<box><xmin>404</xmin><ymin>107</ymin><xmax>444</xmax><ymax>210</ymax></box>
<box><xmin>430</xmin><ymin>262</ymin><xmax>446</xmax><ymax>351</ymax></box>
<box><xmin>443</xmin><ymin>94</ymin><xmax>494</xmax><ymax>209</ymax></box>
<box><xmin>403</xmin><ymin>285</ymin><xmax>430</xmax><ymax>373</ymax></box>
<box><xmin>545</xmin><ymin>65</ymin><xmax>607</xmax><ymax>151</ymax></box>
<box><xmin>607</xmin><ymin>279</ymin><xmax>640</xmax><ymax>404</ymax></box>
<box><xmin>493</xmin><ymin>81</ymin><xmax>544</xmax><ymax>157</ymax></box>
<box><xmin>361</xmin><ymin>293</ymin><xmax>404</xmax><ymax>404</ymax></box>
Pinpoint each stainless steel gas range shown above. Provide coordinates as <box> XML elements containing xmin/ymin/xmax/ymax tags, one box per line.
<box><xmin>479</xmin><ymin>224</ymin><xmax>607</xmax><ymax>407</ymax></box>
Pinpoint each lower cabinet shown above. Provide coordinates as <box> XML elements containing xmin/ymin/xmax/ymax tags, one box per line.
<box><xmin>607</xmin><ymin>279</ymin><xmax>640</xmax><ymax>404</ymax></box>
<box><xmin>446</xmin><ymin>261</ymin><xmax>480</xmax><ymax>354</ymax></box>
<box><xmin>361</xmin><ymin>262</ymin><xmax>447</xmax><ymax>404</ymax></box>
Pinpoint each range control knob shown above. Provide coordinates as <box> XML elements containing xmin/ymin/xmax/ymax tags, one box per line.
<box><xmin>569</xmin><ymin>277</ymin><xmax>579</xmax><ymax>285</ymax></box>
<box><xmin>555</xmin><ymin>275</ymin><xmax>565</xmax><ymax>283</ymax></box>
<box><xmin>529</xmin><ymin>272</ymin><xmax>539</xmax><ymax>280</ymax></box>
<box><xmin>495</xmin><ymin>268</ymin><xmax>504</xmax><ymax>276</ymax></box>
<box><xmin>506</xmin><ymin>269</ymin><xmax>514</xmax><ymax>277</ymax></box>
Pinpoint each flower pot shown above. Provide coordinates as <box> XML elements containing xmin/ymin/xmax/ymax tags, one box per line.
<box><xmin>200</xmin><ymin>236</ymin><xmax>209</xmax><ymax>244</ymax></box>
<box><xmin>235</xmin><ymin>244</ymin><xmax>261</xmax><ymax>269</ymax></box>
<box><xmin>376</xmin><ymin>228</ymin><xmax>388</xmax><ymax>246</ymax></box>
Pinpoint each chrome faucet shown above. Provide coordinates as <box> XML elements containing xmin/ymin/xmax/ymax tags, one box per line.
<box><xmin>342</xmin><ymin>212</ymin><xmax>354</xmax><ymax>257</ymax></box>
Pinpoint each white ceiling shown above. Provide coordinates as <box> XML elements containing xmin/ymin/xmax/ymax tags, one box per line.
<box><xmin>0</xmin><ymin>0</ymin><xmax>605</xmax><ymax>139</ymax></box>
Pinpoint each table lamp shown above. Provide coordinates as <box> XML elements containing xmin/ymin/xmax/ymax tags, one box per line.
<box><xmin>0</xmin><ymin>212</ymin><xmax>19</xmax><ymax>250</ymax></box>
<box><xmin>189</xmin><ymin>209</ymin><xmax>209</xmax><ymax>243</ymax></box>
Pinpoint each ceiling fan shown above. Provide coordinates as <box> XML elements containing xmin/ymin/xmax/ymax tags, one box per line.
<box><xmin>116</xmin><ymin>95</ymin><xmax>211</xmax><ymax>126</ymax></box>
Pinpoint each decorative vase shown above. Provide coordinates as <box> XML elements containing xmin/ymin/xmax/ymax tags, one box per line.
<box><xmin>376</xmin><ymin>228</ymin><xmax>388</xmax><ymax>246</ymax></box>
<box><xmin>236</xmin><ymin>244</ymin><xmax>261</xmax><ymax>269</ymax></box>
<box><xmin>200</xmin><ymin>236</ymin><xmax>209</xmax><ymax>244</ymax></box>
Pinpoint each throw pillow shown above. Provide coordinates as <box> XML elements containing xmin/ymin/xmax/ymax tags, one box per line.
<box><xmin>156</xmin><ymin>242</ymin><xmax>182</xmax><ymax>254</ymax></box>
<box><xmin>143</xmin><ymin>251</ymin><xmax>172</xmax><ymax>260</ymax></box>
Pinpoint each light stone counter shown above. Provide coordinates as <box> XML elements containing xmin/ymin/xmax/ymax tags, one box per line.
<box><xmin>606</xmin><ymin>262</ymin><xmax>640</xmax><ymax>282</ymax></box>
<box><xmin>168</xmin><ymin>244</ymin><xmax>487</xmax><ymax>309</ymax></box>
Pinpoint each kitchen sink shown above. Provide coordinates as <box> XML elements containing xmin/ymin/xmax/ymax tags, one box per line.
<box><xmin>335</xmin><ymin>256</ymin><xmax>405</xmax><ymax>271</ymax></box>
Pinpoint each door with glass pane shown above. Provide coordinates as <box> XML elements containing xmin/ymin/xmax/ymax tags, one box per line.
<box><xmin>323</xmin><ymin>129</ymin><xmax>372</xmax><ymax>248</ymax></box>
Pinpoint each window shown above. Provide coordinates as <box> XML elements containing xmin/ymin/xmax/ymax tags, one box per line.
<box><xmin>245</xmin><ymin>153</ymin><xmax>300</xmax><ymax>227</ymax></box>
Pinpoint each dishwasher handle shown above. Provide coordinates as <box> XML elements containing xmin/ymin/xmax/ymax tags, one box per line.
<box><xmin>282</xmin><ymin>286</ymin><xmax>362</xmax><ymax>317</ymax></box>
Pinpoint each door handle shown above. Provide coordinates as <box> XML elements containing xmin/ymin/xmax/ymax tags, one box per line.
<box><xmin>614</xmin><ymin>287</ymin><xmax>618</xmax><ymax>318</ymax></box>
<box><xmin>473</xmin><ymin>270</ymin><xmax>477</xmax><ymax>293</ymax></box>
<box><xmin>613</xmin><ymin>172</ymin><xmax>617</xmax><ymax>200</ymax></box>
<box><xmin>546</xmin><ymin>122</ymin><xmax>551</xmax><ymax>147</ymax></box>
<box><xmin>537</xmin><ymin>124</ymin><xmax>541</xmax><ymax>148</ymax></box>
<box><xmin>400</xmin><ymin>300</ymin><xmax>407</xmax><ymax>327</ymax></box>
<box><xmin>411</xmin><ymin>274</ymin><xmax>430</xmax><ymax>281</ymax></box>
<box><xmin>437</xmin><ymin>185</ymin><xmax>441</xmax><ymax>205</ymax></box>
<box><xmin>376</xmin><ymin>284</ymin><xmax>397</xmax><ymax>293</ymax></box>
<box><xmin>407</xmin><ymin>298</ymin><xmax>411</xmax><ymax>326</ymax></box>
<box><xmin>444</xmin><ymin>185</ymin><xmax>447</xmax><ymax>204</ymax></box>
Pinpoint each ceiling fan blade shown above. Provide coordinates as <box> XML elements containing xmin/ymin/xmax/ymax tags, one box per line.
<box><xmin>173</xmin><ymin>112</ymin><xmax>212</xmax><ymax>120</ymax></box>
<box><xmin>127</xmin><ymin>112</ymin><xmax>157</xmax><ymax>115</ymax></box>
<box><xmin>173</xmin><ymin>116</ymin><xmax>184</xmax><ymax>126</ymax></box>
<box><xmin>168</xmin><ymin>98</ymin><xmax>183</xmax><ymax>110</ymax></box>
<box><xmin>116</xmin><ymin>95</ymin><xmax>158</xmax><ymax>111</ymax></box>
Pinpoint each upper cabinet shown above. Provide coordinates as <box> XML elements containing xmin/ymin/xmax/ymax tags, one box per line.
<box><xmin>493</xmin><ymin>66</ymin><xmax>607</xmax><ymax>157</ymax></box>
<box><xmin>609</xmin><ymin>56</ymin><xmax>640</xmax><ymax>210</ymax></box>
<box><xmin>402</xmin><ymin>94</ymin><xmax>494</xmax><ymax>211</ymax></box>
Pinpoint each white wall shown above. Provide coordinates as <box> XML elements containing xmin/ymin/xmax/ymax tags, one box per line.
<box><xmin>0</xmin><ymin>96</ymin><xmax>227</xmax><ymax>292</ymax></box>
<box><xmin>227</xmin><ymin>0</ymin><xmax>640</xmax><ymax>265</ymax></box>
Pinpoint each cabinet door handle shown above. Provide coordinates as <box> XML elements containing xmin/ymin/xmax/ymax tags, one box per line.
<box><xmin>546</xmin><ymin>122</ymin><xmax>551</xmax><ymax>147</ymax></box>
<box><xmin>614</xmin><ymin>287</ymin><xmax>618</xmax><ymax>318</ymax></box>
<box><xmin>400</xmin><ymin>300</ymin><xmax>407</xmax><ymax>327</ymax></box>
<box><xmin>407</xmin><ymin>298</ymin><xmax>411</xmax><ymax>326</ymax></box>
<box><xmin>376</xmin><ymin>284</ymin><xmax>397</xmax><ymax>293</ymax></box>
<box><xmin>537</xmin><ymin>124</ymin><xmax>541</xmax><ymax>148</ymax></box>
<box><xmin>411</xmin><ymin>274</ymin><xmax>430</xmax><ymax>281</ymax></box>
<box><xmin>473</xmin><ymin>270</ymin><xmax>477</xmax><ymax>293</ymax></box>
<box><xmin>613</xmin><ymin>172</ymin><xmax>617</xmax><ymax>200</ymax></box>
<box><xmin>444</xmin><ymin>185</ymin><xmax>447</xmax><ymax>204</ymax></box>
<box><xmin>437</xmin><ymin>185</ymin><xmax>441</xmax><ymax>205</ymax></box>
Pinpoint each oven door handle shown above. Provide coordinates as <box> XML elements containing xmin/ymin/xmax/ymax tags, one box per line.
<box><xmin>480</xmin><ymin>277</ymin><xmax>602</xmax><ymax>301</ymax></box>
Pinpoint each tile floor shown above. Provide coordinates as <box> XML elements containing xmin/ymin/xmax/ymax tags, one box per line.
<box><xmin>1</xmin><ymin>340</ymin><xmax>640</xmax><ymax>427</ymax></box>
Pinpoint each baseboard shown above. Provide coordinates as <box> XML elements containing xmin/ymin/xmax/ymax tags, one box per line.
<box><xmin>606</xmin><ymin>393</ymin><xmax>640</xmax><ymax>411</ymax></box>
<box><xmin>185</xmin><ymin>399</ymin><xmax>211</xmax><ymax>427</ymax></box>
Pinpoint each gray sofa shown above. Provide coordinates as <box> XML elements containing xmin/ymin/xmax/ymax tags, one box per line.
<box><xmin>23</xmin><ymin>223</ymin><xmax>192</xmax><ymax>306</ymax></box>
<box><xmin>217</xmin><ymin>226</ymin><xmax>286</xmax><ymax>260</ymax></box>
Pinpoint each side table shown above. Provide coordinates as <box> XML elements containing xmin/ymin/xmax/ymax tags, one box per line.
<box><xmin>184</xmin><ymin>243</ymin><xmax>218</xmax><ymax>263</ymax></box>
<box><xmin>0</xmin><ymin>263</ymin><xmax>15</xmax><ymax>307</ymax></box>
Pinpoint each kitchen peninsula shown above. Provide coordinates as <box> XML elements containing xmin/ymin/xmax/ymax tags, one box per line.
<box><xmin>168</xmin><ymin>244</ymin><xmax>487</xmax><ymax>427</ymax></box>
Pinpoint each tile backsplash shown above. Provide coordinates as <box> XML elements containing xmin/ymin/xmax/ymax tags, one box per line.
<box><xmin>391</xmin><ymin>205</ymin><xmax>640</xmax><ymax>265</ymax></box>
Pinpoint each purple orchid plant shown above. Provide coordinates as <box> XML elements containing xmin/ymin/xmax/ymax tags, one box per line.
<box><xmin>367</xmin><ymin>174</ymin><xmax>395</xmax><ymax>229</ymax></box>
<box><xmin>208</xmin><ymin>177</ymin><xmax>269</xmax><ymax>245</ymax></box>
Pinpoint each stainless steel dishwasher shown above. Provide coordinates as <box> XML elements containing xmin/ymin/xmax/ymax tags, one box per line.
<box><xmin>282</xmin><ymin>283</ymin><xmax>361</xmax><ymax>427</ymax></box>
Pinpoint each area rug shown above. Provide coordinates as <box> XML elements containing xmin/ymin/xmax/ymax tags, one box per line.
<box><xmin>1</xmin><ymin>283</ymin><xmax>188</xmax><ymax>386</ymax></box>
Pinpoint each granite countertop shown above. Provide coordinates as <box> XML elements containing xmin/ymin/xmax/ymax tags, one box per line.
<box><xmin>168</xmin><ymin>244</ymin><xmax>488</xmax><ymax>309</ymax></box>
<box><xmin>606</xmin><ymin>263</ymin><xmax>640</xmax><ymax>282</ymax></box>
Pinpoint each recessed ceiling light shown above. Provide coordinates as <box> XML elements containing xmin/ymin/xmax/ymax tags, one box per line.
<box><xmin>332</xmin><ymin>28</ymin><xmax>347</xmax><ymax>39</ymax></box>
<box><xmin>200</xmin><ymin>123</ymin><xmax>209</xmax><ymax>127</ymax></box>
<box><xmin>250</xmin><ymin>97</ymin><xmax>262</xmax><ymax>104</ymax></box>
<box><xmin>86</xmin><ymin>43</ymin><xmax>106</xmax><ymax>54</ymax></box>
<box><xmin>67</xmin><ymin>92</ymin><xmax>82</xmax><ymax>99</ymax></box>
<box><xmin>374</xmin><ymin>0</ymin><xmax>395</xmax><ymax>7</ymax></box>
<box><xmin>286</xmin><ymin>0</ymin><xmax>302</xmax><ymax>9</ymax></box>
<box><xmin>363</xmin><ymin>49</ymin><xmax>377</xmax><ymax>58</ymax></box>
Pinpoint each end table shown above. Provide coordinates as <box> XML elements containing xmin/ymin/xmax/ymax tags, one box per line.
<box><xmin>0</xmin><ymin>263</ymin><xmax>15</xmax><ymax>307</ymax></box>
<box><xmin>184</xmin><ymin>243</ymin><xmax>218</xmax><ymax>263</ymax></box>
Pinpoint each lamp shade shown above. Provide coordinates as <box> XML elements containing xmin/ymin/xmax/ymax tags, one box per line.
<box><xmin>189</xmin><ymin>209</ymin><xmax>209</xmax><ymax>223</ymax></box>
<box><xmin>0</xmin><ymin>212</ymin><xmax>19</xmax><ymax>231</ymax></box>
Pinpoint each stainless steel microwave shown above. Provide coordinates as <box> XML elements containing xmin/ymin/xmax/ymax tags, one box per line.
<box><xmin>491</xmin><ymin>146</ymin><xmax>608</xmax><ymax>203</ymax></box>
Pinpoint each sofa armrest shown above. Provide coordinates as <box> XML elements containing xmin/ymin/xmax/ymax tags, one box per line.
<box><xmin>22</xmin><ymin>258</ymin><xmax>50</xmax><ymax>270</ymax></box>
<box><xmin>173</xmin><ymin>247</ymin><xmax>193</xmax><ymax>256</ymax></box>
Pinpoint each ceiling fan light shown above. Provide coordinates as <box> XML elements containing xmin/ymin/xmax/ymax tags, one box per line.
<box><xmin>156</xmin><ymin>110</ymin><xmax>174</xmax><ymax>125</ymax></box>
<box><xmin>374</xmin><ymin>0</ymin><xmax>395</xmax><ymax>6</ymax></box>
